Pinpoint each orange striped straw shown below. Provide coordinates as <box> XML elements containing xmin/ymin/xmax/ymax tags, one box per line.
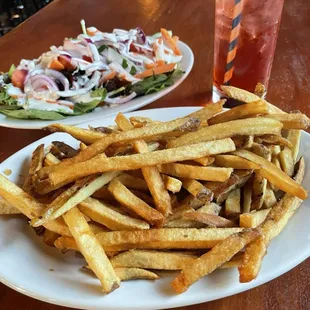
<box><xmin>223</xmin><ymin>0</ymin><xmax>243</xmax><ymax>85</ymax></box>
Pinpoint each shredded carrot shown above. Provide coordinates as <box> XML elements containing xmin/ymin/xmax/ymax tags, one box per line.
<box><xmin>48</xmin><ymin>59</ymin><xmax>65</xmax><ymax>71</ymax></box>
<box><xmin>145</xmin><ymin>63</ymin><xmax>158</xmax><ymax>69</ymax></box>
<box><xmin>172</xmin><ymin>36</ymin><xmax>179</xmax><ymax>43</ymax></box>
<box><xmin>156</xmin><ymin>60</ymin><xmax>165</xmax><ymax>66</ymax></box>
<box><xmin>101</xmin><ymin>71</ymin><xmax>117</xmax><ymax>83</ymax></box>
<box><xmin>135</xmin><ymin>63</ymin><xmax>176</xmax><ymax>79</ymax></box>
<box><xmin>160</xmin><ymin>28</ymin><xmax>181</xmax><ymax>56</ymax></box>
<box><xmin>87</xmin><ymin>29</ymin><xmax>97</xmax><ymax>36</ymax></box>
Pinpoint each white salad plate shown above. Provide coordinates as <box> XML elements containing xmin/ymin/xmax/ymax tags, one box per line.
<box><xmin>0</xmin><ymin>107</ymin><xmax>309</xmax><ymax>310</ymax></box>
<box><xmin>0</xmin><ymin>42</ymin><xmax>193</xmax><ymax>130</ymax></box>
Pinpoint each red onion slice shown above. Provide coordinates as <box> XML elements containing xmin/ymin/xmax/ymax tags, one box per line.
<box><xmin>45</xmin><ymin>69</ymin><xmax>70</xmax><ymax>90</ymax></box>
<box><xmin>136</xmin><ymin>27</ymin><xmax>146</xmax><ymax>44</ymax></box>
<box><xmin>57</xmin><ymin>71</ymin><xmax>101</xmax><ymax>97</ymax></box>
<box><xmin>104</xmin><ymin>91</ymin><xmax>137</xmax><ymax>105</ymax></box>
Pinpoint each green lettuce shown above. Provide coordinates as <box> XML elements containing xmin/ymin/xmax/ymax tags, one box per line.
<box><xmin>0</xmin><ymin>87</ymin><xmax>18</xmax><ymax>106</ymax></box>
<box><xmin>0</xmin><ymin>109</ymin><xmax>69</xmax><ymax>120</ymax></box>
<box><xmin>130</xmin><ymin>69</ymin><xmax>184</xmax><ymax>96</ymax></box>
<box><xmin>73</xmin><ymin>88</ymin><xmax>107</xmax><ymax>114</ymax></box>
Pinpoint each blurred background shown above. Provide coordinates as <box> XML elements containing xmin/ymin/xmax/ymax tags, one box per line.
<box><xmin>0</xmin><ymin>0</ymin><xmax>52</xmax><ymax>37</ymax></box>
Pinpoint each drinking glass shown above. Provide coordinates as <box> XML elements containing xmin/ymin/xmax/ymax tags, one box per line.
<box><xmin>213</xmin><ymin>0</ymin><xmax>284</xmax><ymax>101</ymax></box>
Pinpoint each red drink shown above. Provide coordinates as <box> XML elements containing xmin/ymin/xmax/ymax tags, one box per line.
<box><xmin>213</xmin><ymin>0</ymin><xmax>284</xmax><ymax>100</ymax></box>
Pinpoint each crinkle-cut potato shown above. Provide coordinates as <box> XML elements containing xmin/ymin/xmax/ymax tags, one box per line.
<box><xmin>1</xmin><ymin>85</ymin><xmax>308</xmax><ymax>295</ymax></box>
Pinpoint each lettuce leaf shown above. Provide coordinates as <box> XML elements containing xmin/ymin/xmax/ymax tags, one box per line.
<box><xmin>73</xmin><ymin>88</ymin><xmax>107</xmax><ymax>113</ymax></box>
<box><xmin>0</xmin><ymin>87</ymin><xmax>18</xmax><ymax>106</ymax></box>
<box><xmin>73</xmin><ymin>99</ymin><xmax>101</xmax><ymax>114</ymax></box>
<box><xmin>129</xmin><ymin>69</ymin><xmax>184</xmax><ymax>96</ymax></box>
<box><xmin>0</xmin><ymin>109</ymin><xmax>69</xmax><ymax>120</ymax></box>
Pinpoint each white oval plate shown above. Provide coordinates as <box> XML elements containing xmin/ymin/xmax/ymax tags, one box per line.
<box><xmin>0</xmin><ymin>107</ymin><xmax>309</xmax><ymax>310</ymax></box>
<box><xmin>0</xmin><ymin>42</ymin><xmax>193</xmax><ymax>130</ymax></box>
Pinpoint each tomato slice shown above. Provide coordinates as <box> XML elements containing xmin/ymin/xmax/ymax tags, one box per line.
<box><xmin>11</xmin><ymin>69</ymin><xmax>28</xmax><ymax>89</ymax></box>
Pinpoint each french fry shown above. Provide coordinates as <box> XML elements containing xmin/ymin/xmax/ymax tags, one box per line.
<box><xmin>171</xmin><ymin>228</ymin><xmax>261</xmax><ymax>293</ymax></box>
<box><xmin>239</xmin><ymin>158</ymin><xmax>304</xmax><ymax>282</ymax></box>
<box><xmin>158</xmin><ymin>164</ymin><xmax>233</xmax><ymax>182</ymax></box>
<box><xmin>170</xmin><ymin>194</ymin><xmax>178</xmax><ymax>207</ymax></box>
<box><xmin>268</xmin><ymin>145</ymin><xmax>281</xmax><ymax>156</ymax></box>
<box><xmin>130</xmin><ymin>190</ymin><xmax>154</xmax><ymax>206</ymax></box>
<box><xmin>251</xmin><ymin>173</ymin><xmax>267</xmax><ymax>210</ymax></box>
<box><xmin>250</xmin><ymin>143</ymin><xmax>271</xmax><ymax>161</ymax></box>
<box><xmin>214</xmin><ymin>155</ymin><xmax>260</xmax><ymax>170</ymax></box>
<box><xmin>208</xmin><ymin>100</ymin><xmax>269</xmax><ymax>125</ymax></box>
<box><xmin>225</xmin><ymin>188</ymin><xmax>241</xmax><ymax>216</ymax></box>
<box><xmin>51</xmin><ymin>141</ymin><xmax>79</xmax><ymax>159</ymax></box>
<box><xmin>40</xmin><ymin>116</ymin><xmax>201</xmax><ymax>178</ymax></box>
<box><xmin>92</xmin><ymin>186</ymin><xmax>115</xmax><ymax>201</ymax></box>
<box><xmin>184</xmin><ymin>212</ymin><xmax>235</xmax><ymax>228</ymax></box>
<box><xmin>79</xmin><ymin>197</ymin><xmax>150</xmax><ymax>230</ymax></box>
<box><xmin>167</xmin><ymin>118</ymin><xmax>283</xmax><ymax>148</ymax></box>
<box><xmin>44</xmin><ymin>152</ymin><xmax>60</xmax><ymax>166</ymax></box>
<box><xmin>196</xmin><ymin>202</ymin><xmax>222</xmax><ymax>215</ymax></box>
<box><xmin>88</xmin><ymin>125</ymin><xmax>118</xmax><ymax>134</ymax></box>
<box><xmin>162</xmin><ymin>175</ymin><xmax>182</xmax><ymax>193</ymax></box>
<box><xmin>54</xmin><ymin>235</ymin><xmax>79</xmax><ymax>253</ymax></box>
<box><xmin>84</xmin><ymin>265</ymin><xmax>159</xmax><ymax>281</ymax></box>
<box><xmin>108</xmin><ymin>179</ymin><xmax>164</xmax><ymax>227</ymax></box>
<box><xmin>31</xmin><ymin>172</ymin><xmax>120</xmax><ymax>227</ymax></box>
<box><xmin>47</xmin><ymin>123</ymin><xmax>105</xmax><ymax>144</ymax></box>
<box><xmin>181</xmin><ymin>179</ymin><xmax>214</xmax><ymax>203</ymax></box>
<box><xmin>186</xmin><ymin>100</ymin><xmax>225</xmax><ymax>122</ymax></box>
<box><xmin>286</xmin><ymin>130</ymin><xmax>301</xmax><ymax>162</ymax></box>
<box><xmin>43</xmin><ymin>229</ymin><xmax>60</xmax><ymax>246</ymax></box>
<box><xmin>114</xmin><ymin>113</ymin><xmax>173</xmax><ymax>216</ymax></box>
<box><xmin>46</xmin><ymin>139</ymin><xmax>236</xmax><ymax>187</ymax></box>
<box><xmin>180</xmin><ymin>195</ymin><xmax>205</xmax><ymax>210</ymax></box>
<box><xmin>23</xmin><ymin>144</ymin><xmax>44</xmax><ymax>192</ymax></box>
<box><xmin>95</xmin><ymin>228</ymin><xmax>243</xmax><ymax>251</ymax></box>
<box><xmin>194</xmin><ymin>157</ymin><xmax>215</xmax><ymax>166</ymax></box>
<box><xmin>116</xmin><ymin>173</ymin><xmax>148</xmax><ymax>191</ymax></box>
<box><xmin>124</xmin><ymin>116</ymin><xmax>172</xmax><ymax>214</ymax></box>
<box><xmin>271</xmin><ymin>155</ymin><xmax>281</xmax><ymax>170</ymax></box>
<box><xmin>221</xmin><ymin>85</ymin><xmax>285</xmax><ymax>114</ymax></box>
<box><xmin>80</xmin><ymin>142</ymin><xmax>88</xmax><ymax>151</ymax></box>
<box><xmin>242</xmin><ymin>135</ymin><xmax>254</xmax><ymax>149</ymax></box>
<box><xmin>0</xmin><ymin>199</ymin><xmax>21</xmax><ymax>214</ymax></box>
<box><xmin>63</xmin><ymin>207</ymin><xmax>120</xmax><ymax>293</ymax></box>
<box><xmin>239</xmin><ymin>209</ymin><xmax>271</xmax><ymax>228</ymax></box>
<box><xmin>112</xmin><ymin>267</ymin><xmax>158</xmax><ymax>281</ymax></box>
<box><xmin>165</xmin><ymin>205</ymin><xmax>194</xmax><ymax>222</ymax></box>
<box><xmin>129</xmin><ymin>116</ymin><xmax>158</xmax><ymax>127</ymax></box>
<box><xmin>164</xmin><ymin>218</ymin><xmax>204</xmax><ymax>228</ymax></box>
<box><xmin>242</xmin><ymin>177</ymin><xmax>253</xmax><ymax>213</ymax></box>
<box><xmin>279</xmin><ymin>147</ymin><xmax>294</xmax><ymax>177</ymax></box>
<box><xmin>233</xmin><ymin>149</ymin><xmax>307</xmax><ymax>199</ymax></box>
<box><xmin>263</xmin><ymin>185</ymin><xmax>277</xmax><ymax>208</ymax></box>
<box><xmin>111</xmin><ymin>250</ymin><xmax>199</xmax><ymax>270</ymax></box>
<box><xmin>0</xmin><ymin>174</ymin><xmax>71</xmax><ymax>236</ymax></box>
<box><xmin>88</xmin><ymin>222</ymin><xmax>110</xmax><ymax>234</ymax></box>
<box><xmin>256</xmin><ymin>135</ymin><xmax>292</xmax><ymax>148</ymax></box>
<box><xmin>264</xmin><ymin>113</ymin><xmax>310</xmax><ymax>130</ymax></box>
<box><xmin>254</xmin><ymin>82</ymin><xmax>266</xmax><ymax>98</ymax></box>
<box><xmin>205</xmin><ymin>170</ymin><xmax>253</xmax><ymax>205</ymax></box>
<box><xmin>232</xmin><ymin>135</ymin><xmax>254</xmax><ymax>149</ymax></box>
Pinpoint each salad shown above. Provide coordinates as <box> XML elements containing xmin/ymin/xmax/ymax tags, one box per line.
<box><xmin>0</xmin><ymin>20</ymin><xmax>183</xmax><ymax>120</ymax></box>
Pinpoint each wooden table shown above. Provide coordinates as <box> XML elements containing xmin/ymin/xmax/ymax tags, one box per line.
<box><xmin>0</xmin><ymin>0</ymin><xmax>309</xmax><ymax>309</ymax></box>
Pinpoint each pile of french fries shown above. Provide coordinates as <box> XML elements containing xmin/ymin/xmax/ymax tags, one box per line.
<box><xmin>0</xmin><ymin>85</ymin><xmax>309</xmax><ymax>294</ymax></box>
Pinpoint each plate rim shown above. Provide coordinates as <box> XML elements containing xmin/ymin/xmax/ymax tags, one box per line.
<box><xmin>0</xmin><ymin>106</ymin><xmax>309</xmax><ymax>310</ymax></box>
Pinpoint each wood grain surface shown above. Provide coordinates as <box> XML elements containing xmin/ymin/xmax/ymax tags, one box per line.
<box><xmin>0</xmin><ymin>0</ymin><xmax>309</xmax><ymax>309</ymax></box>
